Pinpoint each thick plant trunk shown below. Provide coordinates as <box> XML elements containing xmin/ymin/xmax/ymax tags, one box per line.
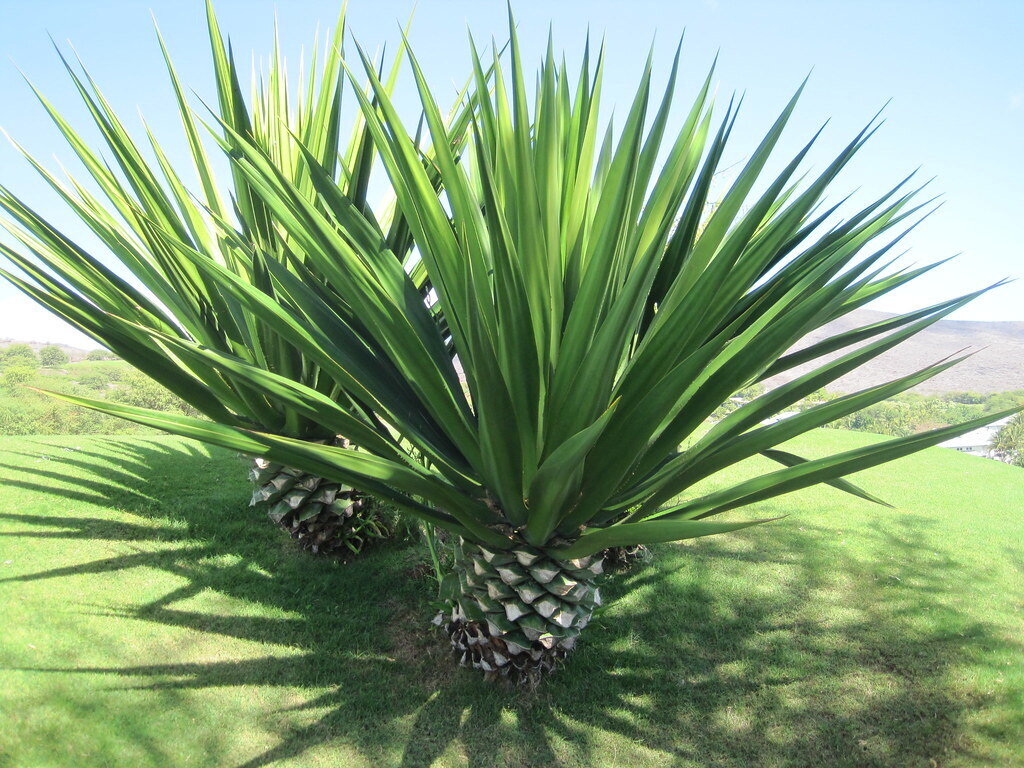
<box><xmin>248</xmin><ymin>439</ymin><xmax>387</xmax><ymax>556</ymax></box>
<box><xmin>438</xmin><ymin>537</ymin><xmax>603</xmax><ymax>686</ymax></box>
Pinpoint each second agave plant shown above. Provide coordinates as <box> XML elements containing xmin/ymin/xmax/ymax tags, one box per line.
<box><xmin>10</xmin><ymin>13</ymin><xmax>1018</xmax><ymax>685</ymax></box>
<box><xmin>0</xmin><ymin>3</ymin><xmax>476</xmax><ymax>556</ymax></box>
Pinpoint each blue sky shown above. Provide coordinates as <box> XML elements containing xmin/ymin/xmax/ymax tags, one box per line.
<box><xmin>0</xmin><ymin>0</ymin><xmax>1021</xmax><ymax>346</ymax></box>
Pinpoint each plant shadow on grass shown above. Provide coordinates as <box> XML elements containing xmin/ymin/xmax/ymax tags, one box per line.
<box><xmin>2</xmin><ymin>438</ymin><xmax>1020</xmax><ymax>767</ymax></box>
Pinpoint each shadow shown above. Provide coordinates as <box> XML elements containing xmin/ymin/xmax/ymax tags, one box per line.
<box><xmin>1</xmin><ymin>436</ymin><xmax>1021</xmax><ymax>767</ymax></box>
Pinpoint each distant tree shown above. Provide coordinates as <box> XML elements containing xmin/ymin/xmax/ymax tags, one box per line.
<box><xmin>829</xmin><ymin>399</ymin><xmax>916</xmax><ymax>437</ymax></box>
<box><xmin>943</xmin><ymin>391</ymin><xmax>986</xmax><ymax>405</ymax></box>
<box><xmin>77</xmin><ymin>370</ymin><xmax>114</xmax><ymax>390</ymax></box>
<box><xmin>736</xmin><ymin>383</ymin><xmax>766</xmax><ymax>400</ymax></box>
<box><xmin>1</xmin><ymin>343</ymin><xmax>38</xmax><ymax>368</ymax></box>
<box><xmin>992</xmin><ymin>414</ymin><xmax>1024</xmax><ymax>467</ymax></box>
<box><xmin>113</xmin><ymin>370</ymin><xmax>199</xmax><ymax>417</ymax></box>
<box><xmin>39</xmin><ymin>345</ymin><xmax>70</xmax><ymax>367</ymax></box>
<box><xmin>982</xmin><ymin>390</ymin><xmax>1024</xmax><ymax>414</ymax></box>
<box><xmin>85</xmin><ymin>349</ymin><xmax>118</xmax><ymax>361</ymax></box>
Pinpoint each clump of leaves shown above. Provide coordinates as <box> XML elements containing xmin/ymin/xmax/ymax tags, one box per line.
<box><xmin>4</xmin><ymin>11</ymin><xmax>1017</xmax><ymax>683</ymax></box>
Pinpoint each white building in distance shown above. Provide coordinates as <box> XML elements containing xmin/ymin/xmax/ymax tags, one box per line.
<box><xmin>939</xmin><ymin>415</ymin><xmax>1014</xmax><ymax>458</ymax></box>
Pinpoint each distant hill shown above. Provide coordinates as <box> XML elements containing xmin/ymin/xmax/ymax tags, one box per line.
<box><xmin>0</xmin><ymin>339</ymin><xmax>93</xmax><ymax>362</ymax></box>
<box><xmin>764</xmin><ymin>310</ymin><xmax>1024</xmax><ymax>394</ymax></box>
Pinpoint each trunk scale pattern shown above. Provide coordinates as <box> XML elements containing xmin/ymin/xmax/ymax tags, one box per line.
<box><xmin>249</xmin><ymin>448</ymin><xmax>387</xmax><ymax>556</ymax></box>
<box><xmin>439</xmin><ymin>537</ymin><xmax>603</xmax><ymax>686</ymax></box>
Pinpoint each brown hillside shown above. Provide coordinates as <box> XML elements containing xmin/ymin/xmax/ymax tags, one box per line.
<box><xmin>763</xmin><ymin>310</ymin><xmax>1024</xmax><ymax>394</ymax></box>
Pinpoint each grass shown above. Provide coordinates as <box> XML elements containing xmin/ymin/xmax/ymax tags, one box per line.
<box><xmin>0</xmin><ymin>430</ymin><xmax>1021</xmax><ymax>768</ymax></box>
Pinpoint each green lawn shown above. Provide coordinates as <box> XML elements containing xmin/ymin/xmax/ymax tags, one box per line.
<box><xmin>0</xmin><ymin>430</ymin><xmax>1021</xmax><ymax>767</ymax></box>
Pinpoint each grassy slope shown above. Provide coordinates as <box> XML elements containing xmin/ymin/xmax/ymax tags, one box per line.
<box><xmin>0</xmin><ymin>361</ymin><xmax>158</xmax><ymax>437</ymax></box>
<box><xmin>0</xmin><ymin>431</ymin><xmax>1021</xmax><ymax>768</ymax></box>
<box><xmin>28</xmin><ymin>359</ymin><xmax>133</xmax><ymax>383</ymax></box>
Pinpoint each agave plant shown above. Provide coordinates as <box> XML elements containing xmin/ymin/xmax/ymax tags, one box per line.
<box><xmin>6</xmin><ymin>13</ymin><xmax>1018</xmax><ymax>685</ymax></box>
<box><xmin>0</xmin><ymin>2</ymin><xmax>480</xmax><ymax>556</ymax></box>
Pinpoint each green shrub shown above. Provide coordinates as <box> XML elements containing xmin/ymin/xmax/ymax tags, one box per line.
<box><xmin>39</xmin><ymin>345</ymin><xmax>70</xmax><ymax>367</ymax></box>
<box><xmin>77</xmin><ymin>372</ymin><xmax>110</xmax><ymax>390</ymax></box>
<box><xmin>2</xmin><ymin>366</ymin><xmax>35</xmax><ymax>393</ymax></box>
<box><xmin>0</xmin><ymin>364</ymin><xmax>193</xmax><ymax>436</ymax></box>
<box><xmin>32</xmin><ymin>399</ymin><xmax>134</xmax><ymax>435</ymax></box>
<box><xmin>1</xmin><ymin>344</ymin><xmax>38</xmax><ymax>369</ymax></box>
<box><xmin>0</xmin><ymin>400</ymin><xmax>36</xmax><ymax>434</ymax></box>
<box><xmin>74</xmin><ymin>367</ymin><xmax>122</xmax><ymax>390</ymax></box>
<box><xmin>112</xmin><ymin>371</ymin><xmax>200</xmax><ymax>417</ymax></box>
<box><xmin>820</xmin><ymin>390</ymin><xmax>1024</xmax><ymax>437</ymax></box>
<box><xmin>85</xmin><ymin>349</ymin><xmax>118</xmax><ymax>361</ymax></box>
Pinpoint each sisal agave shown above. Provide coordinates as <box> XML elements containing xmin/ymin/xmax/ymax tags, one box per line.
<box><xmin>7</xmin><ymin>12</ymin><xmax>1018</xmax><ymax>684</ymax></box>
<box><xmin>0</xmin><ymin>2</ymin><xmax>477</xmax><ymax>556</ymax></box>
